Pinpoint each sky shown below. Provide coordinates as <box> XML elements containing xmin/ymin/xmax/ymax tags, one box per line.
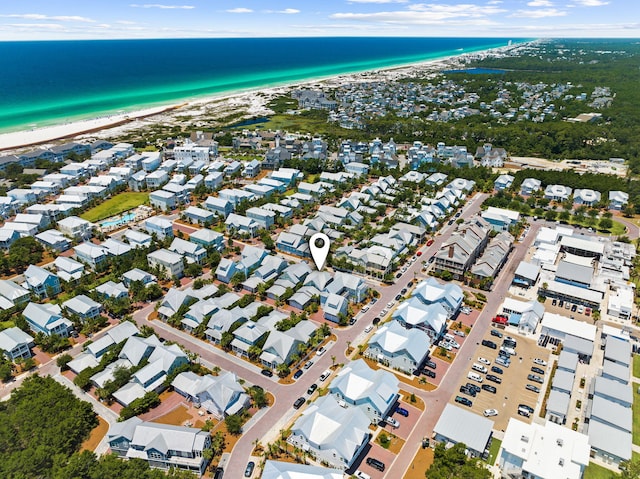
<box><xmin>0</xmin><ymin>0</ymin><xmax>637</xmax><ymax>40</ymax></box>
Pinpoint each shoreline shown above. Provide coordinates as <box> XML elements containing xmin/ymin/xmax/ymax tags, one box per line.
<box><xmin>0</xmin><ymin>41</ymin><xmax>531</xmax><ymax>152</ymax></box>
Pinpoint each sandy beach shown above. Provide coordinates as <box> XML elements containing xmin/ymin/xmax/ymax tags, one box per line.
<box><xmin>0</xmin><ymin>42</ymin><xmax>527</xmax><ymax>153</ymax></box>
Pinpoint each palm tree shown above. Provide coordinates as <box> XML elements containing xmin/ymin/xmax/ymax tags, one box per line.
<box><xmin>331</xmin><ymin>355</ymin><xmax>336</xmax><ymax>368</ymax></box>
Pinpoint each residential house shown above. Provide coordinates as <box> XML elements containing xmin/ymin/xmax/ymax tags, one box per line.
<box><xmin>0</xmin><ymin>228</ymin><xmax>20</xmax><ymax>249</ymax></box>
<box><xmin>23</xmin><ymin>302</ymin><xmax>72</xmax><ymax>337</ymax></box>
<box><xmin>122</xmin><ymin>268</ymin><xmax>157</xmax><ymax>288</ymax></box>
<box><xmin>434</xmin><ymin>217</ymin><xmax>491</xmax><ymax>279</ymax></box>
<box><xmin>23</xmin><ymin>264</ymin><xmax>61</xmax><ymax>299</ymax></box>
<box><xmin>169</xmin><ymin>237</ymin><xmax>206</xmax><ymax>264</ymax></box>
<box><xmin>124</xmin><ymin>229</ymin><xmax>153</xmax><ymax>248</ymax></box>
<box><xmin>481</xmin><ymin>206</ymin><xmax>520</xmax><ymax>232</ymax></box>
<box><xmin>148</xmin><ymin>249</ymin><xmax>185</xmax><ymax>278</ymax></box>
<box><xmin>203</xmin><ymin>197</ymin><xmax>234</xmax><ymax>219</ymax></box>
<box><xmin>149</xmin><ymin>190</ymin><xmax>177</xmax><ymax>212</ymax></box>
<box><xmin>172</xmin><ymin>371</ymin><xmax>250</xmax><ymax>419</ymax></box>
<box><xmin>74</xmin><ymin>242</ymin><xmax>107</xmax><ymax>269</ymax></box>
<box><xmin>54</xmin><ymin>256</ymin><xmax>85</xmax><ymax>282</ymax></box>
<box><xmin>63</xmin><ymin>294</ymin><xmax>102</xmax><ymax>321</ymax></box>
<box><xmin>288</xmin><ymin>395</ymin><xmax>370</xmax><ymax>470</ymax></box>
<box><xmin>230</xmin><ymin>321</ymin><xmax>269</xmax><ymax>358</ymax></box>
<box><xmin>573</xmin><ymin>189</ymin><xmax>602</xmax><ymax>207</ymax></box>
<box><xmin>609</xmin><ymin>191</ymin><xmax>629</xmax><ymax>210</ymax></box>
<box><xmin>494</xmin><ymin>174</ymin><xmax>515</xmax><ymax>191</ymax></box>
<box><xmin>204</xmin><ymin>172</ymin><xmax>224</xmax><ymax>191</ymax></box>
<box><xmin>321</xmin><ymin>293</ymin><xmax>349</xmax><ymax>323</ymax></box>
<box><xmin>367</xmin><ymin>321</ymin><xmax>431</xmax><ymax>374</ymax></box>
<box><xmin>0</xmin><ymin>327</ymin><xmax>35</xmax><ymax>360</ymax></box>
<box><xmin>544</xmin><ymin>184</ymin><xmax>573</xmax><ymax>202</ymax></box>
<box><xmin>225</xmin><ymin>213</ymin><xmax>259</xmax><ymax>237</ymax></box>
<box><xmin>106</xmin><ymin>418</ymin><xmax>211</xmax><ymax>476</ymax></box>
<box><xmin>433</xmin><ymin>404</ymin><xmax>494</xmax><ymax>458</ymax></box>
<box><xmin>35</xmin><ymin>229</ymin><xmax>71</xmax><ymax>252</ymax></box>
<box><xmin>95</xmin><ymin>281</ymin><xmax>129</xmax><ymax>300</ymax></box>
<box><xmin>329</xmin><ymin>359</ymin><xmax>399</xmax><ymax>424</ymax></box>
<box><xmin>520</xmin><ymin>178</ymin><xmax>542</xmax><ymax>196</ymax></box>
<box><xmin>262</xmin><ymin>462</ymin><xmax>342</xmax><ymax>479</ymax></box>
<box><xmin>145</xmin><ymin>170</ymin><xmax>169</xmax><ymax>189</ymax></box>
<box><xmin>183</xmin><ymin>206</ymin><xmax>214</xmax><ymax>225</ymax></box>
<box><xmin>57</xmin><ymin>216</ymin><xmax>94</xmax><ymax>240</ymax></box>
<box><xmin>215</xmin><ymin>258</ymin><xmax>237</xmax><ymax>284</ymax></box>
<box><xmin>246</xmin><ymin>207</ymin><xmax>276</xmax><ymax>229</ymax></box>
<box><xmin>144</xmin><ymin>217</ymin><xmax>174</xmax><ymax>240</ymax></box>
<box><xmin>189</xmin><ymin>228</ymin><xmax>224</xmax><ymax>251</ymax></box>
<box><xmin>0</xmin><ymin>280</ymin><xmax>30</xmax><ymax>309</ymax></box>
<box><xmin>243</xmin><ymin>159</ymin><xmax>261</xmax><ymax>178</ymax></box>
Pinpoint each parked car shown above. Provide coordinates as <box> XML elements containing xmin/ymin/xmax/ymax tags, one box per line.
<box><xmin>491</xmin><ymin>366</ymin><xmax>503</xmax><ymax>374</ymax></box>
<box><xmin>293</xmin><ymin>370</ymin><xmax>303</xmax><ymax>380</ymax></box>
<box><xmin>518</xmin><ymin>404</ymin><xmax>534</xmax><ymax>414</ymax></box>
<box><xmin>552</xmin><ymin>299</ymin><xmax>557</xmax><ymax>306</ymax></box>
<box><xmin>384</xmin><ymin>417</ymin><xmax>399</xmax><ymax>428</ymax></box>
<box><xmin>495</xmin><ymin>356</ymin><xmax>511</xmax><ymax>367</ymax></box>
<box><xmin>244</xmin><ymin>461</ymin><xmax>255</xmax><ymax>477</ymax></box>
<box><xmin>423</xmin><ymin>369</ymin><xmax>436</xmax><ymax>378</ymax></box>
<box><xmin>481</xmin><ymin>339</ymin><xmax>497</xmax><ymax>349</ymax></box>
<box><xmin>459</xmin><ymin>386</ymin><xmax>476</xmax><ymax>397</ymax></box>
<box><xmin>455</xmin><ymin>395</ymin><xmax>472</xmax><ymax>407</ymax></box>
<box><xmin>316</xmin><ymin>347</ymin><xmax>326</xmax><ymax>356</ymax></box>
<box><xmin>400</xmin><ymin>288</ymin><xmax>407</xmax><ymax>295</ymax></box>
<box><xmin>307</xmin><ymin>383</ymin><xmax>318</xmax><ymax>395</ymax></box>
<box><xmin>486</xmin><ymin>374</ymin><xmax>502</xmax><ymax>384</ymax></box>
<box><xmin>426</xmin><ymin>239</ymin><xmax>434</xmax><ymax>246</ymax></box>
<box><xmin>364</xmin><ymin>325</ymin><xmax>373</xmax><ymax>333</ymax></box>
<box><xmin>483</xmin><ymin>409</ymin><xmax>498</xmax><ymax>417</ymax></box>
<box><xmin>425</xmin><ymin>360</ymin><xmax>437</xmax><ymax>369</ymax></box>
<box><xmin>293</xmin><ymin>397</ymin><xmax>306</xmax><ymax>409</ymax></box>
<box><xmin>477</xmin><ymin>357</ymin><xmax>491</xmax><ymax>366</ymax></box>
<box><xmin>490</xmin><ymin>329</ymin><xmax>503</xmax><ymax>338</ymax></box>
<box><xmin>395</xmin><ymin>294</ymin><xmax>402</xmax><ymax>301</ymax></box>
<box><xmin>518</xmin><ymin>407</ymin><xmax>531</xmax><ymax>418</ymax></box>
<box><xmin>213</xmin><ymin>467</ymin><xmax>224</xmax><ymax>479</ymax></box>
<box><xmin>526</xmin><ymin>384</ymin><xmax>541</xmax><ymax>393</ymax></box>
<box><xmin>531</xmin><ymin>366</ymin><xmax>545</xmax><ymax>375</ymax></box>
<box><xmin>455</xmin><ymin>330</ymin><xmax>466</xmax><ymax>337</ymax></box>
<box><xmin>503</xmin><ymin>336</ymin><xmax>517</xmax><ymax>348</ymax></box>
<box><xmin>261</xmin><ymin>369</ymin><xmax>273</xmax><ymax>377</ymax></box>
<box><xmin>527</xmin><ymin>374</ymin><xmax>544</xmax><ymax>384</ymax></box>
<box><xmin>571</xmin><ymin>304</ymin><xmax>578</xmax><ymax>312</ymax></box>
<box><xmin>303</xmin><ymin>361</ymin><xmax>314</xmax><ymax>370</ymax></box>
<box><xmin>559</xmin><ymin>300</ymin><xmax>564</xmax><ymax>308</ymax></box>
<box><xmin>396</xmin><ymin>406</ymin><xmax>409</xmax><ymax>417</ymax></box>
<box><xmin>466</xmin><ymin>383</ymin><xmax>481</xmax><ymax>394</ymax></box>
<box><xmin>482</xmin><ymin>384</ymin><xmax>497</xmax><ymax>394</ymax></box>
<box><xmin>355</xmin><ymin>471</ymin><xmax>371</xmax><ymax>479</ymax></box>
<box><xmin>533</xmin><ymin>358</ymin><xmax>547</xmax><ymax>366</ymax></box>
<box><xmin>366</xmin><ymin>457</ymin><xmax>385</xmax><ymax>471</ymax></box>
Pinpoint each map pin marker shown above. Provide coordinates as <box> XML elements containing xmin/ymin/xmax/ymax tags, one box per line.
<box><xmin>309</xmin><ymin>232</ymin><xmax>330</xmax><ymax>271</ymax></box>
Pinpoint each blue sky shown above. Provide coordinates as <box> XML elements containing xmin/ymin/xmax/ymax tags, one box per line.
<box><xmin>0</xmin><ymin>0</ymin><xmax>636</xmax><ymax>40</ymax></box>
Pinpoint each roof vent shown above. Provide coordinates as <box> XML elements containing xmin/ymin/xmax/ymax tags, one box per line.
<box><xmin>521</xmin><ymin>435</ymin><xmax>529</xmax><ymax>443</ymax></box>
<box><xmin>559</xmin><ymin>458</ymin><xmax>564</xmax><ymax>466</ymax></box>
<box><xmin>557</xmin><ymin>438</ymin><xmax>564</xmax><ymax>447</ymax></box>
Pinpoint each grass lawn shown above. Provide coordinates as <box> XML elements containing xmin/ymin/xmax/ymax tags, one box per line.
<box><xmin>0</xmin><ymin>320</ymin><xmax>15</xmax><ymax>331</ymax></box>
<box><xmin>634</xmin><ymin>382</ymin><xmax>640</xmax><ymax>446</ymax></box>
<box><xmin>486</xmin><ymin>438</ymin><xmax>502</xmax><ymax>466</ymax></box>
<box><xmin>80</xmin><ymin>192</ymin><xmax>149</xmax><ymax>223</ymax></box>
<box><xmin>583</xmin><ymin>462</ymin><xmax>619</xmax><ymax>479</ymax></box>
<box><xmin>634</xmin><ymin>356</ymin><xmax>640</xmax><ymax>379</ymax></box>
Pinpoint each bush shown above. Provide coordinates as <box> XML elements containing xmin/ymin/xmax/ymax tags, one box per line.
<box><xmin>119</xmin><ymin>391</ymin><xmax>160</xmax><ymax>420</ymax></box>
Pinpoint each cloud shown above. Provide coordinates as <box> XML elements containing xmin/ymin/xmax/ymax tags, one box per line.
<box><xmin>487</xmin><ymin>0</ymin><xmax>502</xmax><ymax>4</ymax></box>
<box><xmin>226</xmin><ymin>7</ymin><xmax>253</xmax><ymax>13</ymax></box>
<box><xmin>347</xmin><ymin>0</ymin><xmax>409</xmax><ymax>3</ymax></box>
<box><xmin>511</xmin><ymin>8</ymin><xmax>567</xmax><ymax>17</ymax></box>
<box><xmin>264</xmin><ymin>8</ymin><xmax>301</xmax><ymax>14</ymax></box>
<box><xmin>331</xmin><ymin>3</ymin><xmax>507</xmax><ymax>24</ymax></box>
<box><xmin>0</xmin><ymin>14</ymin><xmax>95</xmax><ymax>23</ymax></box>
<box><xmin>527</xmin><ymin>0</ymin><xmax>553</xmax><ymax>6</ymax></box>
<box><xmin>116</xmin><ymin>20</ymin><xmax>138</xmax><ymax>25</ymax></box>
<box><xmin>129</xmin><ymin>4</ymin><xmax>195</xmax><ymax>9</ymax></box>
<box><xmin>4</xmin><ymin>23</ymin><xmax>65</xmax><ymax>29</ymax></box>
<box><xmin>570</xmin><ymin>0</ymin><xmax>609</xmax><ymax>5</ymax></box>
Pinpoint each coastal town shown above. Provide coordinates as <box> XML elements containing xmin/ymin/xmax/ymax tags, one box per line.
<box><xmin>0</xmin><ymin>41</ymin><xmax>639</xmax><ymax>479</ymax></box>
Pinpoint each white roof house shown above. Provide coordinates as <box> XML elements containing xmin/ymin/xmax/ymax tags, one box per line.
<box><xmin>573</xmin><ymin>189</ymin><xmax>601</xmax><ymax>206</ymax></box>
<box><xmin>412</xmin><ymin>277</ymin><xmax>463</xmax><ymax>317</ymax></box>
<box><xmin>367</xmin><ymin>320</ymin><xmax>430</xmax><ymax>374</ymax></box>
<box><xmin>392</xmin><ymin>297</ymin><xmax>448</xmax><ymax>341</ymax></box>
<box><xmin>499</xmin><ymin>418</ymin><xmax>590</xmax><ymax>479</ymax></box>
<box><xmin>433</xmin><ymin>404</ymin><xmax>493</xmax><ymax>457</ymax></box>
<box><xmin>329</xmin><ymin>359</ymin><xmax>399</xmax><ymax>423</ymax></box>
<box><xmin>262</xmin><ymin>461</ymin><xmax>343</xmax><ymax>479</ymax></box>
<box><xmin>0</xmin><ymin>327</ymin><xmax>34</xmax><ymax>360</ymax></box>
<box><xmin>540</xmin><ymin>313</ymin><xmax>597</xmax><ymax>342</ymax></box>
<box><xmin>288</xmin><ymin>394</ymin><xmax>370</xmax><ymax>470</ymax></box>
<box><xmin>544</xmin><ymin>184</ymin><xmax>572</xmax><ymax>201</ymax></box>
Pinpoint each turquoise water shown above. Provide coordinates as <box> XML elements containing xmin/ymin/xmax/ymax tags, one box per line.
<box><xmin>101</xmin><ymin>212</ymin><xmax>136</xmax><ymax>228</ymax></box>
<box><xmin>0</xmin><ymin>37</ymin><xmax>526</xmax><ymax>133</ymax></box>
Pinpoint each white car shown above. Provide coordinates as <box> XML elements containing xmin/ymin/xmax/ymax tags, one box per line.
<box><xmin>477</xmin><ymin>357</ymin><xmax>491</xmax><ymax>366</ymax></box>
<box><xmin>355</xmin><ymin>471</ymin><xmax>371</xmax><ymax>479</ymax></box>
<box><xmin>483</xmin><ymin>409</ymin><xmax>498</xmax><ymax>417</ymax></box>
<box><xmin>448</xmin><ymin>340</ymin><xmax>460</xmax><ymax>349</ymax></box>
<box><xmin>533</xmin><ymin>358</ymin><xmax>547</xmax><ymax>366</ymax></box>
<box><xmin>385</xmin><ymin>416</ymin><xmax>399</xmax><ymax>428</ymax></box>
<box><xmin>362</xmin><ymin>305</ymin><xmax>369</xmax><ymax>312</ymax></box>
<box><xmin>364</xmin><ymin>325</ymin><xmax>373</xmax><ymax>333</ymax></box>
<box><xmin>441</xmin><ymin>343</ymin><xmax>453</xmax><ymax>351</ymax></box>
<box><xmin>316</xmin><ymin>347</ymin><xmax>326</xmax><ymax>356</ymax></box>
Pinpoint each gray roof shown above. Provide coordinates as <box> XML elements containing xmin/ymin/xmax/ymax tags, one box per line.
<box><xmin>551</xmin><ymin>369</ymin><xmax>575</xmax><ymax>393</ymax></box>
<box><xmin>0</xmin><ymin>327</ymin><xmax>33</xmax><ymax>351</ymax></box>
<box><xmin>593</xmin><ymin>376</ymin><xmax>632</xmax><ymax>405</ymax></box>
<box><xmin>546</xmin><ymin>389</ymin><xmax>570</xmax><ymax>416</ymax></box>
<box><xmin>514</xmin><ymin>261</ymin><xmax>540</xmax><ymax>281</ymax></box>
<box><xmin>604</xmin><ymin>337</ymin><xmax>631</xmax><ymax>366</ymax></box>
<box><xmin>602</xmin><ymin>359</ymin><xmax>629</xmax><ymax>383</ymax></box>
<box><xmin>563</xmin><ymin>335</ymin><xmax>594</xmax><ymax>357</ymax></box>
<box><xmin>557</xmin><ymin>350</ymin><xmax>579</xmax><ymax>372</ymax></box>
<box><xmin>434</xmin><ymin>404</ymin><xmax>493</xmax><ymax>453</ymax></box>
<box><xmin>556</xmin><ymin>260</ymin><xmax>593</xmax><ymax>284</ymax></box>
<box><xmin>262</xmin><ymin>461</ymin><xmax>343</xmax><ymax>479</ymax></box>
<box><xmin>587</xmin><ymin>420</ymin><xmax>632</xmax><ymax>461</ymax></box>
<box><xmin>590</xmin><ymin>396</ymin><xmax>632</xmax><ymax>432</ymax></box>
<box><xmin>63</xmin><ymin>294</ymin><xmax>101</xmax><ymax>315</ymax></box>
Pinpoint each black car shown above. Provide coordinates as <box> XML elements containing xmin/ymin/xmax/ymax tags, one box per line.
<box><xmin>486</xmin><ymin>374</ymin><xmax>502</xmax><ymax>384</ymax></box>
<box><xmin>571</xmin><ymin>304</ymin><xmax>578</xmax><ymax>312</ymax></box>
<box><xmin>423</xmin><ymin>369</ymin><xmax>436</xmax><ymax>378</ymax></box>
<box><xmin>293</xmin><ymin>397</ymin><xmax>306</xmax><ymax>409</ymax></box>
<box><xmin>425</xmin><ymin>360</ymin><xmax>437</xmax><ymax>369</ymax></box>
<box><xmin>531</xmin><ymin>367</ymin><xmax>545</xmax><ymax>375</ymax></box>
<box><xmin>395</xmin><ymin>273</ymin><xmax>402</xmax><ymax>278</ymax></box>
<box><xmin>244</xmin><ymin>461</ymin><xmax>255</xmax><ymax>477</ymax></box>
<box><xmin>455</xmin><ymin>395</ymin><xmax>472</xmax><ymax>407</ymax></box>
<box><xmin>396</xmin><ymin>406</ymin><xmax>409</xmax><ymax>417</ymax></box>
<box><xmin>395</xmin><ymin>294</ymin><xmax>402</xmax><ymax>301</ymax></box>
<box><xmin>482</xmin><ymin>384</ymin><xmax>497</xmax><ymax>393</ymax></box>
<box><xmin>261</xmin><ymin>368</ymin><xmax>273</xmax><ymax>377</ymax></box>
<box><xmin>307</xmin><ymin>383</ymin><xmax>318</xmax><ymax>395</ymax></box>
<box><xmin>401</xmin><ymin>288</ymin><xmax>408</xmax><ymax>295</ymax></box>
<box><xmin>490</xmin><ymin>366</ymin><xmax>503</xmax><ymax>375</ymax></box>
<box><xmin>466</xmin><ymin>383</ymin><xmax>481</xmax><ymax>394</ymax></box>
<box><xmin>459</xmin><ymin>385</ymin><xmax>476</xmax><ymax>397</ymax></box>
<box><xmin>518</xmin><ymin>404</ymin><xmax>534</xmax><ymax>414</ymax></box>
<box><xmin>366</xmin><ymin>458</ymin><xmax>385</xmax><ymax>472</ymax></box>
<box><xmin>525</xmin><ymin>384</ymin><xmax>541</xmax><ymax>393</ymax></box>
<box><xmin>490</xmin><ymin>329</ymin><xmax>503</xmax><ymax>338</ymax></box>
<box><xmin>293</xmin><ymin>370</ymin><xmax>303</xmax><ymax>380</ymax></box>
<box><xmin>213</xmin><ymin>467</ymin><xmax>224</xmax><ymax>479</ymax></box>
<box><xmin>481</xmin><ymin>339</ymin><xmax>497</xmax><ymax>349</ymax></box>
<box><xmin>558</xmin><ymin>300</ymin><xmax>564</xmax><ymax>307</ymax></box>
<box><xmin>527</xmin><ymin>374</ymin><xmax>544</xmax><ymax>384</ymax></box>
<box><xmin>407</xmin><ymin>281</ymin><xmax>414</xmax><ymax>287</ymax></box>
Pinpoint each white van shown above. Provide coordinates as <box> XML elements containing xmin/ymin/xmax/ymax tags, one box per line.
<box><xmin>319</xmin><ymin>369</ymin><xmax>331</xmax><ymax>382</ymax></box>
<box><xmin>472</xmin><ymin>363</ymin><xmax>488</xmax><ymax>374</ymax></box>
<box><xmin>444</xmin><ymin>333</ymin><xmax>456</xmax><ymax>342</ymax></box>
<box><xmin>467</xmin><ymin>371</ymin><xmax>483</xmax><ymax>383</ymax></box>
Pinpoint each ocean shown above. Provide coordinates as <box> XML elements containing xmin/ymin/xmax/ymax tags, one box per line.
<box><xmin>0</xmin><ymin>37</ymin><xmax>522</xmax><ymax>133</ymax></box>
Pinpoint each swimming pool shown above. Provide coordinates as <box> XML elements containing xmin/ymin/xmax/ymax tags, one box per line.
<box><xmin>101</xmin><ymin>212</ymin><xmax>136</xmax><ymax>228</ymax></box>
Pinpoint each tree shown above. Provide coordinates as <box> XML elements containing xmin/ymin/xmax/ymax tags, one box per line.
<box><xmin>230</xmin><ymin>271</ymin><xmax>247</xmax><ymax>288</ymax></box>
<box><xmin>250</xmin><ymin>386</ymin><xmax>268</xmax><ymax>408</ymax></box>
<box><xmin>220</xmin><ymin>331</ymin><xmax>234</xmax><ymax>351</ymax></box>
<box><xmin>598</xmin><ymin>217</ymin><xmax>613</xmax><ymax>230</ymax></box>
<box><xmin>426</xmin><ymin>442</ymin><xmax>491</xmax><ymax>479</ymax></box>
<box><xmin>225</xmin><ymin>413</ymin><xmax>243</xmax><ymax>435</ymax></box>
<box><xmin>276</xmin><ymin>363</ymin><xmax>290</xmax><ymax>378</ymax></box>
<box><xmin>621</xmin><ymin>457</ymin><xmax>640</xmax><ymax>479</ymax></box>
<box><xmin>184</xmin><ymin>262</ymin><xmax>203</xmax><ymax>278</ymax></box>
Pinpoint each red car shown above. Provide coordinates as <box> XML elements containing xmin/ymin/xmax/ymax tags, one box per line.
<box><xmin>426</xmin><ymin>239</ymin><xmax>434</xmax><ymax>246</ymax></box>
<box><xmin>416</xmin><ymin>251</ymin><xmax>422</xmax><ymax>256</ymax></box>
<box><xmin>492</xmin><ymin>315</ymin><xmax>508</xmax><ymax>325</ymax></box>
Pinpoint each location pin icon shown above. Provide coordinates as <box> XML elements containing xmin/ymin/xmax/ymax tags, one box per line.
<box><xmin>309</xmin><ymin>232</ymin><xmax>330</xmax><ymax>271</ymax></box>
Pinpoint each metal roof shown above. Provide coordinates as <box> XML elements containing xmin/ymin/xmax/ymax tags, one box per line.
<box><xmin>434</xmin><ymin>404</ymin><xmax>493</xmax><ymax>454</ymax></box>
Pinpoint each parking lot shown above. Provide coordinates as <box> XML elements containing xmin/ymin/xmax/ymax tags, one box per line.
<box><xmin>451</xmin><ymin>326</ymin><xmax>551</xmax><ymax>431</ymax></box>
<box><xmin>541</xmin><ymin>298</ymin><xmax>595</xmax><ymax>326</ymax></box>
